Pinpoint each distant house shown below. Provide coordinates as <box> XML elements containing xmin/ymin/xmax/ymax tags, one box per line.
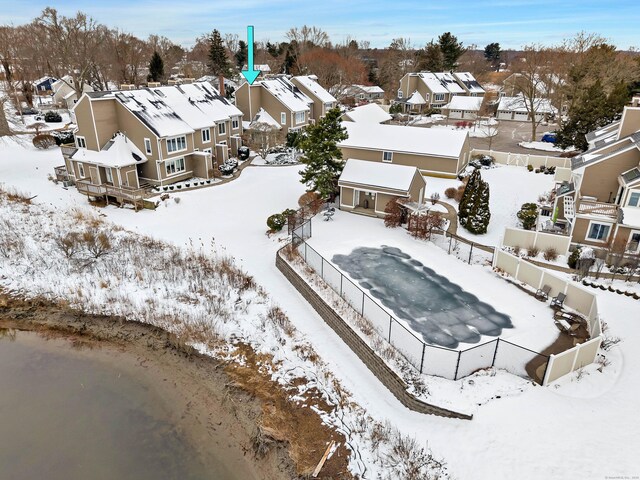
<box><xmin>246</xmin><ymin>107</ymin><xmax>282</xmax><ymax>131</ymax></box>
<box><xmin>341</xmin><ymin>103</ymin><xmax>392</xmax><ymax>124</ymax></box>
<box><xmin>58</xmin><ymin>81</ymin><xmax>244</xmax><ymax>206</ymax></box>
<box><xmin>338</xmin><ymin>121</ymin><xmax>470</xmax><ymax>178</ymax></box>
<box><xmin>441</xmin><ymin>96</ymin><xmax>483</xmax><ymax>120</ymax></box>
<box><xmin>496</xmin><ymin>95</ymin><xmax>557</xmax><ymax>122</ymax></box>
<box><xmin>33</xmin><ymin>76</ymin><xmax>56</xmax><ymax>93</ymax></box>
<box><xmin>51</xmin><ymin>76</ymin><xmax>94</xmax><ymax>109</ymax></box>
<box><xmin>396</xmin><ymin>72</ymin><xmax>485</xmax><ymax>113</ymax></box>
<box><xmin>340</xmin><ymin>84</ymin><xmax>385</xmax><ymax>104</ymax></box>
<box><xmin>290</xmin><ymin>75</ymin><xmax>338</xmax><ymax>122</ymax></box>
<box><xmin>547</xmin><ymin>97</ymin><xmax>640</xmax><ymax>252</ymax></box>
<box><xmin>235</xmin><ymin>75</ymin><xmax>337</xmax><ymax>131</ymax></box>
<box><xmin>241</xmin><ymin>64</ymin><xmax>271</xmax><ymax>78</ymax></box>
<box><xmin>338</xmin><ymin>159</ymin><xmax>425</xmax><ymax>217</ymax></box>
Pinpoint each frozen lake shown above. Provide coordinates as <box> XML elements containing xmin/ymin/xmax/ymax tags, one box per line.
<box><xmin>332</xmin><ymin>246</ymin><xmax>513</xmax><ymax>348</ymax></box>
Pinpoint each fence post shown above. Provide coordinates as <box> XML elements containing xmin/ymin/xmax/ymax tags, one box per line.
<box><xmin>321</xmin><ymin>257</ymin><xmax>324</xmax><ymax>278</ymax></box>
<box><xmin>419</xmin><ymin>343</ymin><xmax>426</xmax><ymax>373</ymax></box>
<box><xmin>304</xmin><ymin>242</ymin><xmax>307</xmax><ymax>262</ymax></box>
<box><xmin>468</xmin><ymin>243</ymin><xmax>473</xmax><ymax>264</ymax></box>
<box><xmin>491</xmin><ymin>338</ymin><xmax>499</xmax><ymax>367</ymax></box>
<box><xmin>448</xmin><ymin>234</ymin><xmax>453</xmax><ymax>254</ymax></box>
<box><xmin>541</xmin><ymin>355</ymin><xmax>553</xmax><ymax>386</ymax></box>
<box><xmin>454</xmin><ymin>350</ymin><xmax>462</xmax><ymax>380</ymax></box>
<box><xmin>388</xmin><ymin>316</ymin><xmax>392</xmax><ymax>343</ymax></box>
<box><xmin>340</xmin><ymin>274</ymin><xmax>343</xmax><ymax>297</ymax></box>
<box><xmin>361</xmin><ymin>293</ymin><xmax>365</xmax><ymax>316</ymax></box>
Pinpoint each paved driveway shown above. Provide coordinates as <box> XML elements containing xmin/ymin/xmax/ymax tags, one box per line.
<box><xmin>470</xmin><ymin>120</ymin><xmax>561</xmax><ymax>155</ymax></box>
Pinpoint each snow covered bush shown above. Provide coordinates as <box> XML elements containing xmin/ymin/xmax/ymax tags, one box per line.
<box><xmin>458</xmin><ymin>169</ymin><xmax>490</xmax><ymax>235</ymax></box>
<box><xmin>266</xmin><ymin>213</ymin><xmax>286</xmax><ymax>232</ymax></box>
<box><xmin>44</xmin><ymin>111</ymin><xmax>62</xmax><ymax>122</ymax></box>
<box><xmin>516</xmin><ymin>203</ymin><xmax>538</xmax><ymax>230</ymax></box>
<box><xmin>543</xmin><ymin>247</ymin><xmax>558</xmax><ymax>261</ymax></box>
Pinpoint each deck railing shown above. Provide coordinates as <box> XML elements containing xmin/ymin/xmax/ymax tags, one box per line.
<box><xmin>76</xmin><ymin>178</ymin><xmax>147</xmax><ymax>203</ymax></box>
<box><xmin>576</xmin><ymin>198</ymin><xmax>619</xmax><ymax>218</ymax></box>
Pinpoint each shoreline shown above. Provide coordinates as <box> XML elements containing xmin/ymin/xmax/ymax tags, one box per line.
<box><xmin>0</xmin><ymin>293</ymin><xmax>318</xmax><ymax>480</ymax></box>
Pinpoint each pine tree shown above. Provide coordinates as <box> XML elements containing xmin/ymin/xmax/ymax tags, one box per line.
<box><xmin>148</xmin><ymin>51</ymin><xmax>164</xmax><ymax>82</ymax></box>
<box><xmin>416</xmin><ymin>41</ymin><xmax>444</xmax><ymax>72</ymax></box>
<box><xmin>235</xmin><ymin>40</ymin><xmax>247</xmax><ymax>70</ymax></box>
<box><xmin>208</xmin><ymin>29</ymin><xmax>231</xmax><ymax>77</ymax></box>
<box><xmin>466</xmin><ymin>178</ymin><xmax>491</xmax><ymax>234</ymax></box>
<box><xmin>458</xmin><ymin>170</ymin><xmax>480</xmax><ymax>227</ymax></box>
<box><xmin>438</xmin><ymin>32</ymin><xmax>465</xmax><ymax>70</ymax></box>
<box><xmin>483</xmin><ymin>43</ymin><xmax>501</xmax><ymax>70</ymax></box>
<box><xmin>555</xmin><ymin>80</ymin><xmax>610</xmax><ymax>151</ymax></box>
<box><xmin>298</xmin><ymin>108</ymin><xmax>348</xmax><ymax>199</ymax></box>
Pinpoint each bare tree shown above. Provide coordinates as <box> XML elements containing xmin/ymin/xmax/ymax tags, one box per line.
<box><xmin>242</xmin><ymin>124</ymin><xmax>284</xmax><ymax>160</ymax></box>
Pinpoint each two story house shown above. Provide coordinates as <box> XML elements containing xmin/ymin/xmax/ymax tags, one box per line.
<box><xmin>235</xmin><ymin>75</ymin><xmax>337</xmax><ymax>132</ymax></box>
<box><xmin>396</xmin><ymin>72</ymin><xmax>485</xmax><ymax>113</ymax></box>
<box><xmin>549</xmin><ymin>97</ymin><xmax>640</xmax><ymax>254</ymax></box>
<box><xmin>59</xmin><ymin>81</ymin><xmax>243</xmax><ymax>205</ymax></box>
<box><xmin>338</xmin><ymin>121</ymin><xmax>470</xmax><ymax>178</ymax></box>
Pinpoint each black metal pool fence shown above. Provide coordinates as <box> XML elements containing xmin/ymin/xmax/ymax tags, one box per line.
<box><xmin>292</xmin><ymin>218</ymin><xmax>550</xmax><ymax>383</ymax></box>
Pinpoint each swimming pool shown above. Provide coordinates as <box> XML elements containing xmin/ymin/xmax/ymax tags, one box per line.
<box><xmin>332</xmin><ymin>246</ymin><xmax>513</xmax><ymax>348</ymax></box>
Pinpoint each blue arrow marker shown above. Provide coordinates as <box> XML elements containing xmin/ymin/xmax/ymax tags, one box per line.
<box><xmin>241</xmin><ymin>26</ymin><xmax>260</xmax><ymax>85</ymax></box>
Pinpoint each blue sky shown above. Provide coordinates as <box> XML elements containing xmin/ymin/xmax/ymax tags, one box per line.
<box><xmin>1</xmin><ymin>0</ymin><xmax>638</xmax><ymax>50</ymax></box>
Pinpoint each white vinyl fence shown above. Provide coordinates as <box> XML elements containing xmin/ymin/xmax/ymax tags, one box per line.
<box><xmin>502</xmin><ymin>227</ymin><xmax>572</xmax><ymax>258</ymax></box>
<box><xmin>472</xmin><ymin>149</ymin><xmax>572</xmax><ymax>169</ymax></box>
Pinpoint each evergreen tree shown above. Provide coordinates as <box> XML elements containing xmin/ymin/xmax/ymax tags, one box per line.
<box><xmin>298</xmin><ymin>108</ymin><xmax>348</xmax><ymax>199</ymax></box>
<box><xmin>458</xmin><ymin>170</ymin><xmax>480</xmax><ymax>227</ymax></box>
<box><xmin>147</xmin><ymin>51</ymin><xmax>164</xmax><ymax>82</ymax></box>
<box><xmin>208</xmin><ymin>29</ymin><xmax>231</xmax><ymax>77</ymax></box>
<box><xmin>235</xmin><ymin>40</ymin><xmax>247</xmax><ymax>70</ymax></box>
<box><xmin>438</xmin><ymin>32</ymin><xmax>465</xmax><ymax>70</ymax></box>
<box><xmin>466</xmin><ymin>178</ymin><xmax>491</xmax><ymax>234</ymax></box>
<box><xmin>555</xmin><ymin>80</ymin><xmax>612</xmax><ymax>151</ymax></box>
<box><xmin>416</xmin><ymin>41</ymin><xmax>444</xmax><ymax>72</ymax></box>
<box><xmin>483</xmin><ymin>43</ymin><xmax>501</xmax><ymax>70</ymax></box>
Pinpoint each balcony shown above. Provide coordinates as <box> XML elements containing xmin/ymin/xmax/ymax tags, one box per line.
<box><xmin>576</xmin><ymin>198</ymin><xmax>620</xmax><ymax>219</ymax></box>
<box><xmin>53</xmin><ymin>165</ymin><xmax>70</xmax><ymax>183</ymax></box>
<box><xmin>76</xmin><ymin>178</ymin><xmax>148</xmax><ymax>209</ymax></box>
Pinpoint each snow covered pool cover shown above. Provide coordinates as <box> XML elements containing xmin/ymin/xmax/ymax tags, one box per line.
<box><xmin>332</xmin><ymin>246</ymin><xmax>513</xmax><ymax>348</ymax></box>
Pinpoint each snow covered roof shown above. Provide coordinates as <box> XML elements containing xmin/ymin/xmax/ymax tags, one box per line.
<box><xmin>414</xmin><ymin>72</ymin><xmax>465</xmax><ymax>95</ymax></box>
<box><xmin>292</xmin><ymin>75</ymin><xmax>337</xmax><ymax>104</ymax></box>
<box><xmin>339</xmin><ymin>122</ymin><xmax>468</xmax><ymax>158</ymax></box>
<box><xmin>259</xmin><ymin>77</ymin><xmax>311</xmax><ymax>113</ymax></box>
<box><xmin>622</xmin><ymin>206</ymin><xmax>640</xmax><ymax>228</ymax></box>
<box><xmin>71</xmin><ymin>132</ymin><xmax>147</xmax><ymax>168</ymax></box>
<box><xmin>406</xmin><ymin>90</ymin><xmax>426</xmax><ymax>105</ymax></box>
<box><xmin>571</xmin><ymin>133</ymin><xmax>640</xmax><ymax>170</ymax></box>
<box><xmin>497</xmin><ymin>95</ymin><xmax>556</xmax><ymax>114</ymax></box>
<box><xmin>453</xmin><ymin>72</ymin><xmax>485</xmax><ymax>94</ymax></box>
<box><xmin>342</xmin><ymin>103</ymin><xmax>392</xmax><ymax>124</ymax></box>
<box><xmin>353</xmin><ymin>84</ymin><xmax>384</xmax><ymax>94</ymax></box>
<box><xmin>242</xmin><ymin>64</ymin><xmax>271</xmax><ymax>73</ymax></box>
<box><xmin>339</xmin><ymin>159</ymin><xmax>421</xmax><ymax>192</ymax></box>
<box><xmin>93</xmin><ymin>82</ymin><xmax>242</xmax><ymax>137</ymax></box>
<box><xmin>248</xmin><ymin>108</ymin><xmax>282</xmax><ymax>130</ymax></box>
<box><xmin>34</xmin><ymin>76</ymin><xmax>56</xmax><ymax>86</ymax></box>
<box><xmin>443</xmin><ymin>96</ymin><xmax>483</xmax><ymax>111</ymax></box>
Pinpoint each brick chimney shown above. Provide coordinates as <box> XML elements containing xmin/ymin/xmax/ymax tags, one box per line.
<box><xmin>218</xmin><ymin>75</ymin><xmax>225</xmax><ymax>97</ymax></box>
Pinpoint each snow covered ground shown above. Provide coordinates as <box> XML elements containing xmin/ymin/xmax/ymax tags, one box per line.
<box><xmin>519</xmin><ymin>140</ymin><xmax>570</xmax><ymax>152</ymax></box>
<box><xmin>424</xmin><ymin>165</ymin><xmax>555</xmax><ymax>246</ymax></box>
<box><xmin>1</xmin><ymin>137</ymin><xmax>639</xmax><ymax>480</ymax></box>
<box><xmin>431</xmin><ymin>122</ymin><xmax>498</xmax><ymax>138</ymax></box>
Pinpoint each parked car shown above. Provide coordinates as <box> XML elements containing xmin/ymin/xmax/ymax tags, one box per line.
<box><xmin>18</xmin><ymin>107</ymin><xmax>40</xmax><ymax>115</ymax></box>
<box><xmin>541</xmin><ymin>132</ymin><xmax>557</xmax><ymax>143</ymax></box>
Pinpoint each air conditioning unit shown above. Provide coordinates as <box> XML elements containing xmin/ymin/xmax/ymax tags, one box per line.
<box><xmin>62</xmin><ymin>180</ymin><xmax>73</xmax><ymax>188</ymax></box>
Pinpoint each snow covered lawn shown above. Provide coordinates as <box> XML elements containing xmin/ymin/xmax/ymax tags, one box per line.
<box><xmin>519</xmin><ymin>140</ymin><xmax>571</xmax><ymax>152</ymax></box>
<box><xmin>431</xmin><ymin>122</ymin><xmax>498</xmax><ymax>138</ymax></box>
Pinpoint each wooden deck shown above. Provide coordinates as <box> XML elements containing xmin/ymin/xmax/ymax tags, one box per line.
<box><xmin>76</xmin><ymin>179</ymin><xmax>148</xmax><ymax>210</ymax></box>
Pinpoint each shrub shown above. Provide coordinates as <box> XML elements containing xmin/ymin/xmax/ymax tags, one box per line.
<box><xmin>513</xmin><ymin>245</ymin><xmax>521</xmax><ymax>256</ymax></box>
<box><xmin>430</xmin><ymin>192</ymin><xmax>440</xmax><ymax>205</ymax></box>
<box><xmin>543</xmin><ymin>247</ymin><xmax>558</xmax><ymax>261</ymax></box>
<box><xmin>527</xmin><ymin>164</ymin><xmax>533</xmax><ymax>172</ymax></box>
<box><xmin>567</xmin><ymin>246</ymin><xmax>581</xmax><ymax>269</ymax></box>
<box><xmin>32</xmin><ymin>134</ymin><xmax>56</xmax><ymax>149</ymax></box>
<box><xmin>44</xmin><ymin>111</ymin><xmax>62</xmax><ymax>123</ymax></box>
<box><xmin>408</xmin><ymin>212</ymin><xmax>444</xmax><ymax>239</ymax></box>
<box><xmin>444</xmin><ymin>187</ymin><xmax>457</xmax><ymax>199</ymax></box>
<box><xmin>516</xmin><ymin>203</ymin><xmax>538</xmax><ymax>230</ymax></box>
<box><xmin>384</xmin><ymin>197</ymin><xmax>404</xmax><ymax>228</ymax></box>
<box><xmin>389</xmin><ymin>103</ymin><xmax>403</xmax><ymax>114</ymax></box>
<box><xmin>266</xmin><ymin>213</ymin><xmax>286</xmax><ymax>231</ymax></box>
<box><xmin>454</xmin><ymin>185</ymin><xmax>465</xmax><ymax>202</ymax></box>
<box><xmin>298</xmin><ymin>191</ymin><xmax>324</xmax><ymax>215</ymax></box>
<box><xmin>526</xmin><ymin>245</ymin><xmax>540</xmax><ymax>258</ymax></box>
<box><xmin>458</xmin><ymin>169</ymin><xmax>490</xmax><ymax>235</ymax></box>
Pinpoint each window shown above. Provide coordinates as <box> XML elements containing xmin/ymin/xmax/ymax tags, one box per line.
<box><xmin>144</xmin><ymin>138</ymin><xmax>152</xmax><ymax>155</ymax></box>
<box><xmin>217</xmin><ymin>123</ymin><xmax>226</xmax><ymax>135</ymax></box>
<box><xmin>203</xmin><ymin>148</ymin><xmax>212</xmax><ymax>154</ymax></box>
<box><xmin>165</xmin><ymin>157</ymin><xmax>186</xmax><ymax>176</ymax></box>
<box><xmin>587</xmin><ymin>222</ymin><xmax>611</xmax><ymax>242</ymax></box>
<box><xmin>629</xmin><ymin>191</ymin><xmax>640</xmax><ymax>207</ymax></box>
<box><xmin>382</xmin><ymin>151</ymin><xmax>393</xmax><ymax>163</ymax></box>
<box><xmin>77</xmin><ymin>163</ymin><xmax>85</xmax><ymax>178</ymax></box>
<box><xmin>628</xmin><ymin>231</ymin><xmax>640</xmax><ymax>252</ymax></box>
<box><xmin>359</xmin><ymin>93</ymin><xmax>365</xmax><ymax>99</ymax></box>
<box><xmin>76</xmin><ymin>136</ymin><xmax>86</xmax><ymax>148</ymax></box>
<box><xmin>104</xmin><ymin>168</ymin><xmax>113</xmax><ymax>184</ymax></box>
<box><xmin>202</xmin><ymin>128</ymin><xmax>211</xmax><ymax>143</ymax></box>
<box><xmin>232</xmin><ymin>117</ymin><xmax>239</xmax><ymax>130</ymax></box>
<box><xmin>397</xmin><ymin>90</ymin><xmax>403</xmax><ymax>99</ymax></box>
<box><xmin>218</xmin><ymin>140</ymin><xmax>227</xmax><ymax>145</ymax></box>
<box><xmin>280</xmin><ymin>112</ymin><xmax>287</xmax><ymax>125</ymax></box>
<box><xmin>434</xmin><ymin>93</ymin><xmax>445</xmax><ymax>102</ymax></box>
<box><xmin>295</xmin><ymin>111</ymin><xmax>305</xmax><ymax>124</ymax></box>
<box><xmin>166</xmin><ymin>136</ymin><xmax>187</xmax><ymax>153</ymax></box>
